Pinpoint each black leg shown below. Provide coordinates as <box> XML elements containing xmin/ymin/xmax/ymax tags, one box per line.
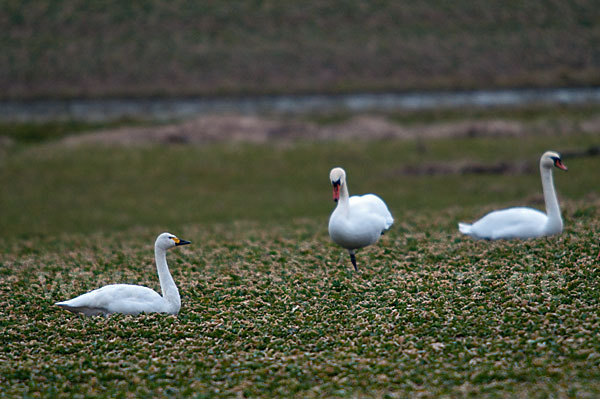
<box><xmin>350</xmin><ymin>252</ymin><xmax>358</xmax><ymax>271</ymax></box>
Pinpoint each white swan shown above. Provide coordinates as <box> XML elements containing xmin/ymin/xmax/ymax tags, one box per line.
<box><xmin>328</xmin><ymin>167</ymin><xmax>394</xmax><ymax>271</ymax></box>
<box><xmin>55</xmin><ymin>232</ymin><xmax>190</xmax><ymax>316</ymax></box>
<box><xmin>458</xmin><ymin>151</ymin><xmax>567</xmax><ymax>240</ymax></box>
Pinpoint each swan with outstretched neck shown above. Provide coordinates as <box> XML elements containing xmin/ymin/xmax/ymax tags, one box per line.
<box><xmin>458</xmin><ymin>151</ymin><xmax>567</xmax><ymax>240</ymax></box>
<box><xmin>55</xmin><ymin>232</ymin><xmax>190</xmax><ymax>316</ymax></box>
<box><xmin>328</xmin><ymin>167</ymin><xmax>393</xmax><ymax>271</ymax></box>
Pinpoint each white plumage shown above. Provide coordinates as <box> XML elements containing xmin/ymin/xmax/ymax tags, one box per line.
<box><xmin>458</xmin><ymin>151</ymin><xmax>567</xmax><ymax>240</ymax></box>
<box><xmin>55</xmin><ymin>232</ymin><xmax>190</xmax><ymax>316</ymax></box>
<box><xmin>328</xmin><ymin>167</ymin><xmax>393</xmax><ymax>271</ymax></box>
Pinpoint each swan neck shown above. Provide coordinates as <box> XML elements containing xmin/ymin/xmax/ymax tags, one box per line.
<box><xmin>155</xmin><ymin>245</ymin><xmax>180</xmax><ymax>309</ymax></box>
<box><xmin>540</xmin><ymin>164</ymin><xmax>562</xmax><ymax>228</ymax></box>
<box><xmin>337</xmin><ymin>180</ymin><xmax>350</xmax><ymax>213</ymax></box>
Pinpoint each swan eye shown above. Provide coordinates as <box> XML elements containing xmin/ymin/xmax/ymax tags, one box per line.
<box><xmin>332</xmin><ymin>179</ymin><xmax>341</xmax><ymax>186</ymax></box>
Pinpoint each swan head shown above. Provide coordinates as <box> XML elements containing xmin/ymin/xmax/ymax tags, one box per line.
<box><xmin>155</xmin><ymin>232</ymin><xmax>191</xmax><ymax>250</ymax></box>
<box><xmin>541</xmin><ymin>151</ymin><xmax>568</xmax><ymax>171</ymax></box>
<box><xmin>329</xmin><ymin>167</ymin><xmax>346</xmax><ymax>202</ymax></box>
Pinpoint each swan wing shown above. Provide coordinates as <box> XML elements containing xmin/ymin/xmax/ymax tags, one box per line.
<box><xmin>464</xmin><ymin>207</ymin><xmax>548</xmax><ymax>240</ymax></box>
<box><xmin>56</xmin><ymin>284</ymin><xmax>166</xmax><ymax>316</ymax></box>
<box><xmin>329</xmin><ymin>194</ymin><xmax>393</xmax><ymax>249</ymax></box>
<box><xmin>349</xmin><ymin>194</ymin><xmax>394</xmax><ymax>230</ymax></box>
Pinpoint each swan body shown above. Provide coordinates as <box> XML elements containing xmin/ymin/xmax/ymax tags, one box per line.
<box><xmin>328</xmin><ymin>167</ymin><xmax>393</xmax><ymax>270</ymax></box>
<box><xmin>55</xmin><ymin>232</ymin><xmax>190</xmax><ymax>316</ymax></box>
<box><xmin>458</xmin><ymin>151</ymin><xmax>567</xmax><ymax>240</ymax></box>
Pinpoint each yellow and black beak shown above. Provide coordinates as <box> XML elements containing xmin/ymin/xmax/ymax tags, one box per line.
<box><xmin>172</xmin><ymin>237</ymin><xmax>191</xmax><ymax>246</ymax></box>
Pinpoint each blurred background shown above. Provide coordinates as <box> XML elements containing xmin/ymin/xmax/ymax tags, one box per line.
<box><xmin>1</xmin><ymin>0</ymin><xmax>599</xmax><ymax>240</ymax></box>
<box><xmin>2</xmin><ymin>0</ymin><xmax>599</xmax><ymax>99</ymax></box>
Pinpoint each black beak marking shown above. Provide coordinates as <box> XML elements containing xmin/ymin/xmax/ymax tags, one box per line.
<box><xmin>551</xmin><ymin>156</ymin><xmax>568</xmax><ymax>171</ymax></box>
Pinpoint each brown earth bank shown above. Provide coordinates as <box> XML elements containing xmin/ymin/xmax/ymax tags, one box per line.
<box><xmin>60</xmin><ymin>114</ymin><xmax>600</xmax><ymax>147</ymax></box>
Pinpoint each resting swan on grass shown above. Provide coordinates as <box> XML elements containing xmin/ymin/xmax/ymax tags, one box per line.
<box><xmin>458</xmin><ymin>151</ymin><xmax>567</xmax><ymax>240</ymax></box>
<box><xmin>55</xmin><ymin>232</ymin><xmax>190</xmax><ymax>316</ymax></box>
<box><xmin>328</xmin><ymin>167</ymin><xmax>393</xmax><ymax>271</ymax></box>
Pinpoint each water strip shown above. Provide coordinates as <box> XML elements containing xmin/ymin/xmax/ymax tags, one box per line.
<box><xmin>1</xmin><ymin>87</ymin><xmax>600</xmax><ymax>122</ymax></box>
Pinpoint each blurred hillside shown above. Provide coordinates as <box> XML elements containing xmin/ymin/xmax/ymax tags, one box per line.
<box><xmin>2</xmin><ymin>0</ymin><xmax>599</xmax><ymax>100</ymax></box>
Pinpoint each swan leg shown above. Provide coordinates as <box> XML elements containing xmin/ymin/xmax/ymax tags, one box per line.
<box><xmin>349</xmin><ymin>251</ymin><xmax>358</xmax><ymax>271</ymax></box>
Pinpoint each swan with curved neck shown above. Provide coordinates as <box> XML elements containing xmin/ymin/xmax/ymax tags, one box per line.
<box><xmin>458</xmin><ymin>151</ymin><xmax>567</xmax><ymax>240</ymax></box>
<box><xmin>55</xmin><ymin>232</ymin><xmax>190</xmax><ymax>316</ymax></box>
<box><xmin>328</xmin><ymin>167</ymin><xmax>393</xmax><ymax>271</ymax></box>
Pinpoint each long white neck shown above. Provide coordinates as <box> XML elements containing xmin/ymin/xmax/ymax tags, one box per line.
<box><xmin>336</xmin><ymin>180</ymin><xmax>351</xmax><ymax>217</ymax></box>
<box><xmin>155</xmin><ymin>245</ymin><xmax>181</xmax><ymax>311</ymax></box>
<box><xmin>540</xmin><ymin>164</ymin><xmax>562</xmax><ymax>232</ymax></box>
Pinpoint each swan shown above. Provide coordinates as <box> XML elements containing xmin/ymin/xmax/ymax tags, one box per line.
<box><xmin>458</xmin><ymin>151</ymin><xmax>567</xmax><ymax>240</ymax></box>
<box><xmin>328</xmin><ymin>167</ymin><xmax>394</xmax><ymax>271</ymax></box>
<box><xmin>55</xmin><ymin>232</ymin><xmax>190</xmax><ymax>316</ymax></box>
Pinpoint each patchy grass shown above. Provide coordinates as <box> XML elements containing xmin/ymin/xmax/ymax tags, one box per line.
<box><xmin>3</xmin><ymin>103</ymin><xmax>599</xmax><ymax>146</ymax></box>
<box><xmin>0</xmin><ymin>122</ymin><xmax>599</xmax><ymax>396</ymax></box>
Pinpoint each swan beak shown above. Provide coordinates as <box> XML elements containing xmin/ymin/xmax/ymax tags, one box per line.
<box><xmin>175</xmin><ymin>238</ymin><xmax>191</xmax><ymax>246</ymax></box>
<box><xmin>332</xmin><ymin>183</ymin><xmax>340</xmax><ymax>202</ymax></box>
<box><xmin>554</xmin><ymin>159</ymin><xmax>568</xmax><ymax>171</ymax></box>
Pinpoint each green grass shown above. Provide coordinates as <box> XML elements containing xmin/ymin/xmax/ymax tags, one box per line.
<box><xmin>1</xmin><ymin>121</ymin><xmax>600</xmax><ymax>397</ymax></box>
<box><xmin>302</xmin><ymin>103</ymin><xmax>600</xmax><ymax>127</ymax></box>
<box><xmin>1</xmin><ymin>121</ymin><xmax>598</xmax><ymax>238</ymax></box>
<box><xmin>2</xmin><ymin>0</ymin><xmax>600</xmax><ymax>99</ymax></box>
<box><xmin>0</xmin><ymin>118</ymin><xmax>157</xmax><ymax>144</ymax></box>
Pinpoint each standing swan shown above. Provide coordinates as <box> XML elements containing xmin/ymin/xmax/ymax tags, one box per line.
<box><xmin>458</xmin><ymin>151</ymin><xmax>567</xmax><ymax>240</ymax></box>
<box><xmin>55</xmin><ymin>232</ymin><xmax>190</xmax><ymax>316</ymax></box>
<box><xmin>328</xmin><ymin>167</ymin><xmax>393</xmax><ymax>271</ymax></box>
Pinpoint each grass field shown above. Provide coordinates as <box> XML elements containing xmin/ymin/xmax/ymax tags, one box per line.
<box><xmin>1</xmin><ymin>109</ymin><xmax>600</xmax><ymax>397</ymax></box>
<box><xmin>2</xmin><ymin>0</ymin><xmax>600</xmax><ymax>99</ymax></box>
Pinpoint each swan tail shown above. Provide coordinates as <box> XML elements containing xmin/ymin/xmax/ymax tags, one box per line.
<box><xmin>55</xmin><ymin>300</ymin><xmax>72</xmax><ymax>308</ymax></box>
<box><xmin>55</xmin><ymin>301</ymin><xmax>108</xmax><ymax>316</ymax></box>
<box><xmin>458</xmin><ymin>222</ymin><xmax>472</xmax><ymax>235</ymax></box>
<box><xmin>55</xmin><ymin>302</ymin><xmax>78</xmax><ymax>313</ymax></box>
<box><xmin>384</xmin><ymin>216</ymin><xmax>394</xmax><ymax>231</ymax></box>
